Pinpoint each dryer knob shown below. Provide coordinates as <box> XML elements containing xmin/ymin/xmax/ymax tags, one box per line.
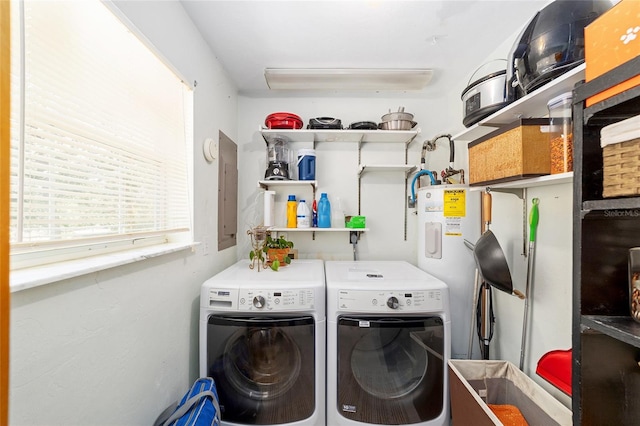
<box><xmin>386</xmin><ymin>296</ymin><xmax>399</xmax><ymax>309</ymax></box>
<box><xmin>253</xmin><ymin>295</ymin><xmax>266</xmax><ymax>309</ymax></box>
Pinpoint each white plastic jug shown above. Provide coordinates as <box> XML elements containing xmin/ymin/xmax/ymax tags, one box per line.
<box><xmin>297</xmin><ymin>199</ymin><xmax>311</xmax><ymax>228</ymax></box>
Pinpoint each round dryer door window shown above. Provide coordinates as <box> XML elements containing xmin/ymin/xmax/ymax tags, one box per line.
<box><xmin>224</xmin><ymin>327</ymin><xmax>302</xmax><ymax>400</ymax></box>
<box><xmin>350</xmin><ymin>326</ymin><xmax>428</xmax><ymax>399</ymax></box>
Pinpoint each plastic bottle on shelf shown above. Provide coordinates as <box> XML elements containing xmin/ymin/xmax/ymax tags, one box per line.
<box><xmin>312</xmin><ymin>199</ymin><xmax>318</xmax><ymax>228</ymax></box>
<box><xmin>332</xmin><ymin>196</ymin><xmax>345</xmax><ymax>229</ymax></box>
<box><xmin>286</xmin><ymin>195</ymin><xmax>297</xmax><ymax>228</ymax></box>
<box><xmin>297</xmin><ymin>199</ymin><xmax>311</xmax><ymax>228</ymax></box>
<box><xmin>318</xmin><ymin>193</ymin><xmax>331</xmax><ymax>228</ymax></box>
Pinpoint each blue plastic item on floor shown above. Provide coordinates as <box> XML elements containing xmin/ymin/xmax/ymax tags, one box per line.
<box><xmin>154</xmin><ymin>377</ymin><xmax>220</xmax><ymax>426</ymax></box>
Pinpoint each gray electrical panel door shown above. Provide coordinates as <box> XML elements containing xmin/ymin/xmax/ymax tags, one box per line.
<box><xmin>218</xmin><ymin>130</ymin><xmax>237</xmax><ymax>250</ymax></box>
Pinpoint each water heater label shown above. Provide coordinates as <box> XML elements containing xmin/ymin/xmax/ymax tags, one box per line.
<box><xmin>445</xmin><ymin>218</ymin><xmax>462</xmax><ymax>236</ymax></box>
<box><xmin>422</xmin><ymin>190</ymin><xmax>443</xmax><ymax>212</ymax></box>
<box><xmin>443</xmin><ymin>189</ymin><xmax>466</xmax><ymax>217</ymax></box>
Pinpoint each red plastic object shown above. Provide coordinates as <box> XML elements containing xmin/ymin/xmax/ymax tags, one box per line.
<box><xmin>265</xmin><ymin>112</ymin><xmax>303</xmax><ymax>129</ymax></box>
<box><xmin>536</xmin><ymin>349</ymin><xmax>572</xmax><ymax>396</ymax></box>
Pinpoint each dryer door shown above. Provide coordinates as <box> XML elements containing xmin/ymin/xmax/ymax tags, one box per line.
<box><xmin>337</xmin><ymin>316</ymin><xmax>445</xmax><ymax>425</ymax></box>
<box><xmin>206</xmin><ymin>315</ymin><xmax>315</xmax><ymax>425</ymax></box>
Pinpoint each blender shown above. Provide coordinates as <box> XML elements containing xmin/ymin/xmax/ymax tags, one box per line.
<box><xmin>265</xmin><ymin>137</ymin><xmax>291</xmax><ymax>180</ymax></box>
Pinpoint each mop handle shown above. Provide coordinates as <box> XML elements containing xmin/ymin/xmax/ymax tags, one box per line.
<box><xmin>520</xmin><ymin>198</ymin><xmax>540</xmax><ymax>370</ymax></box>
<box><xmin>529</xmin><ymin>198</ymin><xmax>539</xmax><ymax>242</ymax></box>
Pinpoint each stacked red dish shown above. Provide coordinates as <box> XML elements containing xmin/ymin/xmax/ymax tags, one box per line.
<box><xmin>265</xmin><ymin>112</ymin><xmax>303</xmax><ymax>129</ymax></box>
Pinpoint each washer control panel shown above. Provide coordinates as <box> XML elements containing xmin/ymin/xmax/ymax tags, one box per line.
<box><xmin>208</xmin><ymin>288</ymin><xmax>315</xmax><ymax>311</ymax></box>
<box><xmin>337</xmin><ymin>289</ymin><xmax>443</xmax><ymax>312</ymax></box>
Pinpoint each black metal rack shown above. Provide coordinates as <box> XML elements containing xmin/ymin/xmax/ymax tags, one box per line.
<box><xmin>573</xmin><ymin>55</ymin><xmax>640</xmax><ymax>425</ymax></box>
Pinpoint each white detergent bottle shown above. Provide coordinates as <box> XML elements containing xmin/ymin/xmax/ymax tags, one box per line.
<box><xmin>297</xmin><ymin>199</ymin><xmax>311</xmax><ymax>228</ymax></box>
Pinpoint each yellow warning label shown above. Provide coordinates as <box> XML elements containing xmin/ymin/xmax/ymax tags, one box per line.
<box><xmin>443</xmin><ymin>189</ymin><xmax>466</xmax><ymax>217</ymax></box>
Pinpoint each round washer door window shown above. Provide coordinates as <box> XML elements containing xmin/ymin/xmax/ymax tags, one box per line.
<box><xmin>223</xmin><ymin>327</ymin><xmax>302</xmax><ymax>400</ymax></box>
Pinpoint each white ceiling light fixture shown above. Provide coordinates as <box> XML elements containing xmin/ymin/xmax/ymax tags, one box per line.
<box><xmin>264</xmin><ymin>68</ymin><xmax>433</xmax><ymax>91</ymax></box>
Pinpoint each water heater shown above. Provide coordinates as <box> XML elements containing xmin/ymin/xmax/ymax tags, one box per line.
<box><xmin>417</xmin><ymin>185</ymin><xmax>481</xmax><ymax>359</ymax></box>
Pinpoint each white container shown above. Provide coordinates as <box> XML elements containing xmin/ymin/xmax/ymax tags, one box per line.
<box><xmin>331</xmin><ymin>196</ymin><xmax>345</xmax><ymax>228</ymax></box>
<box><xmin>547</xmin><ymin>91</ymin><xmax>573</xmax><ymax>174</ymax></box>
<box><xmin>263</xmin><ymin>190</ymin><xmax>275</xmax><ymax>227</ymax></box>
<box><xmin>297</xmin><ymin>199</ymin><xmax>311</xmax><ymax>228</ymax></box>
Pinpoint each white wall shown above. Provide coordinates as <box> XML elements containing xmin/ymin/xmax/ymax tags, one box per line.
<box><xmin>236</xmin><ymin>96</ymin><xmax>464</xmax><ymax>262</ymax></box>
<box><xmin>488</xmin><ymin>183</ymin><xmax>573</xmax><ymax>407</ymax></box>
<box><xmin>9</xmin><ymin>2</ymin><xmax>239</xmax><ymax>424</ymax></box>
<box><xmin>448</xmin><ymin>13</ymin><xmax>572</xmax><ymax>406</ymax></box>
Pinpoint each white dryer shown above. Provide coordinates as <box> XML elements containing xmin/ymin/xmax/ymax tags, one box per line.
<box><xmin>326</xmin><ymin>261</ymin><xmax>451</xmax><ymax>426</ymax></box>
<box><xmin>200</xmin><ymin>259</ymin><xmax>325</xmax><ymax>426</ymax></box>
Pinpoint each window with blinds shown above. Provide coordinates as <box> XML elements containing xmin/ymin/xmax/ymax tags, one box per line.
<box><xmin>10</xmin><ymin>1</ymin><xmax>193</xmax><ymax>269</ymax></box>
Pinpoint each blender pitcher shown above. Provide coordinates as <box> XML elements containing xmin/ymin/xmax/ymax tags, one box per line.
<box><xmin>265</xmin><ymin>137</ymin><xmax>291</xmax><ymax>180</ymax></box>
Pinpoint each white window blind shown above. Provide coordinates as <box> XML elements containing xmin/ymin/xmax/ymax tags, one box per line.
<box><xmin>10</xmin><ymin>0</ymin><xmax>192</xmax><ymax>268</ymax></box>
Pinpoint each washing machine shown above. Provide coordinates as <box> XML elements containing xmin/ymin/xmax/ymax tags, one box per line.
<box><xmin>200</xmin><ymin>259</ymin><xmax>325</xmax><ymax>426</ymax></box>
<box><xmin>326</xmin><ymin>261</ymin><xmax>451</xmax><ymax>426</ymax></box>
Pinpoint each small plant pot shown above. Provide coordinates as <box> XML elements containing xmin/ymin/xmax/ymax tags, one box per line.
<box><xmin>266</xmin><ymin>248</ymin><xmax>290</xmax><ymax>267</ymax></box>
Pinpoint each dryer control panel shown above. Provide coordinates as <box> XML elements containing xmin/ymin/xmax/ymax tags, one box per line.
<box><xmin>208</xmin><ymin>288</ymin><xmax>315</xmax><ymax>311</ymax></box>
<box><xmin>337</xmin><ymin>289</ymin><xmax>444</xmax><ymax>312</ymax></box>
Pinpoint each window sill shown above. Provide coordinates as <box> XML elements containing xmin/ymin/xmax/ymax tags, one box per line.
<box><xmin>10</xmin><ymin>242</ymin><xmax>197</xmax><ymax>293</ymax></box>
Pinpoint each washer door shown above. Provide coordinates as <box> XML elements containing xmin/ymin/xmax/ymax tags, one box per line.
<box><xmin>337</xmin><ymin>316</ymin><xmax>445</xmax><ymax>425</ymax></box>
<box><xmin>206</xmin><ymin>315</ymin><xmax>315</xmax><ymax>425</ymax></box>
<box><xmin>224</xmin><ymin>326</ymin><xmax>302</xmax><ymax>400</ymax></box>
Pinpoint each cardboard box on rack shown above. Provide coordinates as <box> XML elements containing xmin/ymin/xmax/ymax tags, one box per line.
<box><xmin>585</xmin><ymin>0</ymin><xmax>640</xmax><ymax>106</ymax></box>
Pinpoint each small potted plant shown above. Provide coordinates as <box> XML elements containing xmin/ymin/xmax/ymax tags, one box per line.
<box><xmin>262</xmin><ymin>233</ymin><xmax>294</xmax><ymax>271</ymax></box>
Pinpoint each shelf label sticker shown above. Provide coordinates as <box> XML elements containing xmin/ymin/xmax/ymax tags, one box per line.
<box><xmin>444</xmin><ymin>189</ymin><xmax>466</xmax><ymax>217</ymax></box>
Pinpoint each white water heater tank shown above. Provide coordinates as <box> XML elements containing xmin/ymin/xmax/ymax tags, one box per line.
<box><xmin>417</xmin><ymin>185</ymin><xmax>481</xmax><ymax>359</ymax></box>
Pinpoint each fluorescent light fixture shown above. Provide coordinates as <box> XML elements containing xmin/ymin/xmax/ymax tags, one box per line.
<box><xmin>264</xmin><ymin>68</ymin><xmax>433</xmax><ymax>91</ymax></box>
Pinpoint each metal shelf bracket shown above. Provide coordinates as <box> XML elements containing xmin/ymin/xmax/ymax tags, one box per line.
<box><xmin>487</xmin><ymin>187</ymin><xmax>528</xmax><ymax>256</ymax></box>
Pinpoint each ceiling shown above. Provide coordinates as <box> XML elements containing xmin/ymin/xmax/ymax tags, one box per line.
<box><xmin>180</xmin><ymin>0</ymin><xmax>550</xmax><ymax>98</ymax></box>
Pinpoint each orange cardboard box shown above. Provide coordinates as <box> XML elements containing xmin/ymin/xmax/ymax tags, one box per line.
<box><xmin>585</xmin><ymin>0</ymin><xmax>640</xmax><ymax>106</ymax></box>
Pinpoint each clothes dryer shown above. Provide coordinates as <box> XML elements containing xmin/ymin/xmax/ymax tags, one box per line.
<box><xmin>326</xmin><ymin>261</ymin><xmax>451</xmax><ymax>426</ymax></box>
<box><xmin>200</xmin><ymin>259</ymin><xmax>325</xmax><ymax>426</ymax></box>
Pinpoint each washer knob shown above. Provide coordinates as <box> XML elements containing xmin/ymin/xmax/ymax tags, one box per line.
<box><xmin>387</xmin><ymin>296</ymin><xmax>399</xmax><ymax>309</ymax></box>
<box><xmin>253</xmin><ymin>295</ymin><xmax>266</xmax><ymax>309</ymax></box>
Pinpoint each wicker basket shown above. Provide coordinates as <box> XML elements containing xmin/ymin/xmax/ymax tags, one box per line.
<box><xmin>468</xmin><ymin>119</ymin><xmax>550</xmax><ymax>186</ymax></box>
<box><xmin>602</xmin><ymin>137</ymin><xmax>640</xmax><ymax>198</ymax></box>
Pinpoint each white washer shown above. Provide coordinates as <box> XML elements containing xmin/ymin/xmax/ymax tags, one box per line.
<box><xmin>326</xmin><ymin>261</ymin><xmax>451</xmax><ymax>426</ymax></box>
<box><xmin>200</xmin><ymin>259</ymin><xmax>325</xmax><ymax>426</ymax></box>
